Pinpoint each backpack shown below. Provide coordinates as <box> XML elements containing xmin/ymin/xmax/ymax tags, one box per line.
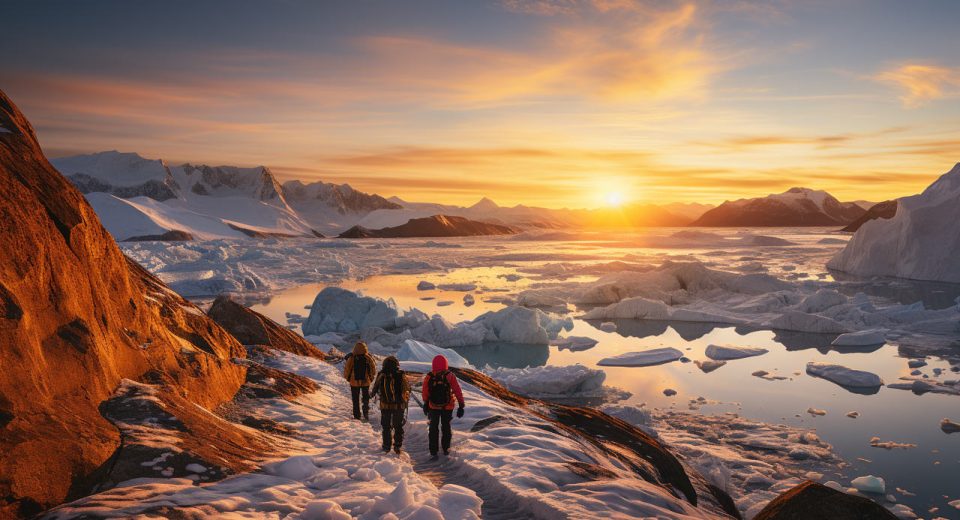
<box><xmin>379</xmin><ymin>370</ymin><xmax>406</xmax><ymax>405</ymax></box>
<box><xmin>351</xmin><ymin>354</ymin><xmax>368</xmax><ymax>381</ymax></box>
<box><xmin>427</xmin><ymin>370</ymin><xmax>451</xmax><ymax>407</ymax></box>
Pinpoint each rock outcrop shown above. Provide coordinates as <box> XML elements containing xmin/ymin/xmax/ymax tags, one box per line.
<box><xmin>207</xmin><ymin>295</ymin><xmax>327</xmax><ymax>360</ymax></box>
<box><xmin>841</xmin><ymin>200</ymin><xmax>897</xmax><ymax>232</ymax></box>
<box><xmin>0</xmin><ymin>90</ymin><xmax>247</xmax><ymax>518</ymax></box>
<box><xmin>339</xmin><ymin>214</ymin><xmax>516</xmax><ymax>238</ymax></box>
<box><xmin>752</xmin><ymin>481</ymin><xmax>897</xmax><ymax>519</ymax></box>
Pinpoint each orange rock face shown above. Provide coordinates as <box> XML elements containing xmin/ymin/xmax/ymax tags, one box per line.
<box><xmin>0</xmin><ymin>91</ymin><xmax>247</xmax><ymax>517</ymax></box>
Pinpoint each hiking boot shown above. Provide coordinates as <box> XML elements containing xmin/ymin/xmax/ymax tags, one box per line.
<box><xmin>443</xmin><ymin>449</ymin><xmax>450</xmax><ymax>456</ymax></box>
<box><xmin>382</xmin><ymin>445</ymin><xmax>390</xmax><ymax>453</ymax></box>
<box><xmin>393</xmin><ymin>446</ymin><xmax>402</xmax><ymax>455</ymax></box>
<box><xmin>429</xmin><ymin>453</ymin><xmax>439</xmax><ymax>461</ymax></box>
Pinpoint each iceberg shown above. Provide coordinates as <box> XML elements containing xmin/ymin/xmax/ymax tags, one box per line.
<box><xmin>484</xmin><ymin>364</ymin><xmax>612</xmax><ymax>399</ymax></box>
<box><xmin>396</xmin><ymin>339</ymin><xmax>473</xmax><ymax>369</ymax></box>
<box><xmin>302</xmin><ymin>287</ymin><xmax>399</xmax><ymax>335</ymax></box>
<box><xmin>829</xmin><ymin>163</ymin><xmax>960</xmax><ymax>283</ymax></box>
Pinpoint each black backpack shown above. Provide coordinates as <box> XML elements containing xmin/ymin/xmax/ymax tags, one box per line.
<box><xmin>350</xmin><ymin>354</ymin><xmax>368</xmax><ymax>381</ymax></box>
<box><xmin>427</xmin><ymin>370</ymin><xmax>451</xmax><ymax>407</ymax></box>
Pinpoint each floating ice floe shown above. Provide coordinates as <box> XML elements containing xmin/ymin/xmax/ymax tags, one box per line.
<box><xmin>807</xmin><ymin>407</ymin><xmax>826</xmax><ymax>416</ymax></box>
<box><xmin>438</xmin><ymin>282</ymin><xmax>477</xmax><ymax>291</ymax></box>
<box><xmin>597</xmin><ymin>348</ymin><xmax>684</xmax><ymax>367</ymax></box>
<box><xmin>868</xmin><ymin>437</ymin><xmax>916</xmax><ymax>450</ymax></box>
<box><xmin>463</xmin><ymin>294</ymin><xmax>475</xmax><ymax>306</ymax></box>
<box><xmin>416</xmin><ymin>280</ymin><xmax>435</xmax><ymax>290</ymax></box>
<box><xmin>694</xmin><ymin>360</ymin><xmax>726</xmax><ymax>373</ymax></box>
<box><xmin>806</xmin><ymin>362</ymin><xmax>883</xmax><ymax>391</ymax></box>
<box><xmin>846</xmin><ymin>411</ymin><xmax>860</xmax><ymax>418</ymax></box>
<box><xmin>765</xmin><ymin>311</ymin><xmax>849</xmax><ymax>334</ymax></box>
<box><xmin>705</xmin><ymin>344</ymin><xmax>769</xmax><ymax>360</ymax></box>
<box><xmin>485</xmin><ymin>364</ymin><xmax>629</xmax><ymax>402</ymax></box>
<box><xmin>550</xmin><ymin>336</ymin><xmax>599</xmax><ymax>351</ymax></box>
<box><xmin>396</xmin><ymin>339</ymin><xmax>473</xmax><ymax>369</ymax></box>
<box><xmin>887</xmin><ymin>377</ymin><xmax>960</xmax><ymax>396</ymax></box>
<box><xmin>830</xmin><ymin>329</ymin><xmax>886</xmax><ymax>347</ymax></box>
<box><xmin>942</xmin><ymin>418</ymin><xmax>960</xmax><ymax>434</ymax></box>
<box><xmin>851</xmin><ymin>475</ymin><xmax>885</xmax><ymax>494</ymax></box>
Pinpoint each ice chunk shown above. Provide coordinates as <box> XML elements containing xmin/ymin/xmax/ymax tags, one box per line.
<box><xmin>807</xmin><ymin>407</ymin><xmax>826</xmax><ymax>416</ymax></box>
<box><xmin>806</xmin><ymin>362</ymin><xmax>883</xmax><ymax>390</ymax></box>
<box><xmin>599</xmin><ymin>321</ymin><xmax>617</xmax><ymax>332</ymax></box>
<box><xmin>302</xmin><ymin>287</ymin><xmax>398</xmax><ymax>335</ymax></box>
<box><xmin>485</xmin><ymin>365</ymin><xmax>611</xmax><ymax>399</ymax></box>
<box><xmin>582</xmin><ymin>297</ymin><xmax>670</xmax><ymax>320</ymax></box>
<box><xmin>472</xmin><ymin>306</ymin><xmax>572</xmax><ymax>344</ymax></box>
<box><xmin>598</xmin><ymin>348</ymin><xmax>683</xmax><ymax>367</ymax></box>
<box><xmin>438</xmin><ymin>484</ymin><xmax>483</xmax><ymax>520</ymax></box>
<box><xmin>694</xmin><ymin>359</ymin><xmax>726</xmax><ymax>373</ymax></box>
<box><xmin>846</xmin><ymin>411</ymin><xmax>860</xmax><ymax>418</ymax></box>
<box><xmin>831</xmin><ymin>330</ymin><xmax>886</xmax><ymax>347</ymax></box>
<box><xmin>941</xmin><ymin>418</ymin><xmax>960</xmax><ymax>434</ymax></box>
<box><xmin>851</xmin><ymin>475</ymin><xmax>885</xmax><ymax>494</ymax></box>
<box><xmin>396</xmin><ymin>339</ymin><xmax>473</xmax><ymax>369</ymax></box>
<box><xmin>663</xmin><ymin>388</ymin><xmax>677</xmax><ymax>396</ymax></box>
<box><xmin>417</xmin><ymin>280</ymin><xmax>436</xmax><ymax>290</ymax></box>
<box><xmin>462</xmin><ymin>294</ymin><xmax>475</xmax><ymax>306</ymax></box>
<box><xmin>796</xmin><ymin>289</ymin><xmax>847</xmax><ymax>313</ymax></box>
<box><xmin>907</xmin><ymin>359</ymin><xmax>927</xmax><ymax>369</ymax></box>
<box><xmin>410</xmin><ymin>315</ymin><xmax>488</xmax><ymax>347</ymax></box>
<box><xmin>766</xmin><ymin>311</ymin><xmax>849</xmax><ymax>334</ymax></box>
<box><xmin>550</xmin><ymin>336</ymin><xmax>599</xmax><ymax>351</ymax></box>
<box><xmin>704</xmin><ymin>344</ymin><xmax>768</xmax><ymax>360</ymax></box>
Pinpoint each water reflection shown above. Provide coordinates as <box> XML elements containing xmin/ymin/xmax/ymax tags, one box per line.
<box><xmin>831</xmin><ymin>270</ymin><xmax>960</xmax><ymax>310</ymax></box>
<box><xmin>450</xmin><ymin>342</ymin><xmax>549</xmax><ymax>369</ymax></box>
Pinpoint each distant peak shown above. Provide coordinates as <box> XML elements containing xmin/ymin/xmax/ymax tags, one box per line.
<box><xmin>470</xmin><ymin>197</ymin><xmax>499</xmax><ymax>210</ymax></box>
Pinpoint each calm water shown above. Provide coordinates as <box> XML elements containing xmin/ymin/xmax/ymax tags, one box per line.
<box><xmin>251</xmin><ymin>264</ymin><xmax>960</xmax><ymax>516</ymax></box>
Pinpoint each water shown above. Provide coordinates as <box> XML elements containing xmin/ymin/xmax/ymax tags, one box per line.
<box><xmin>249</xmin><ymin>237</ymin><xmax>960</xmax><ymax>516</ymax></box>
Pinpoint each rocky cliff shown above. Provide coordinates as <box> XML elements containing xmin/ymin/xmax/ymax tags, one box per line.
<box><xmin>0</xmin><ymin>90</ymin><xmax>247</xmax><ymax>518</ymax></box>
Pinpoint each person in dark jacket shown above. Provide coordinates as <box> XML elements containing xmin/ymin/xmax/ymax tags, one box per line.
<box><xmin>371</xmin><ymin>356</ymin><xmax>411</xmax><ymax>454</ymax></box>
<box><xmin>421</xmin><ymin>354</ymin><xmax>465</xmax><ymax>459</ymax></box>
<box><xmin>343</xmin><ymin>341</ymin><xmax>377</xmax><ymax>420</ymax></box>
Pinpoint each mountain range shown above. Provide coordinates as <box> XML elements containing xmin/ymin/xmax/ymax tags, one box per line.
<box><xmin>54</xmin><ymin>151</ymin><xmax>877</xmax><ymax>240</ymax></box>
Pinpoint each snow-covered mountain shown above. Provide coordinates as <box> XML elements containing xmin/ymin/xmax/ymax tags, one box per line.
<box><xmin>53</xmin><ymin>152</ymin><xmax>390</xmax><ymax>240</ymax></box>
<box><xmin>282</xmin><ymin>179</ymin><xmax>401</xmax><ymax>234</ymax></box>
<box><xmin>690</xmin><ymin>187</ymin><xmax>866</xmax><ymax>227</ymax></box>
<box><xmin>829</xmin><ymin>163</ymin><xmax>960</xmax><ymax>283</ymax></box>
<box><xmin>338</xmin><ymin>214</ymin><xmax>516</xmax><ymax>238</ymax></box>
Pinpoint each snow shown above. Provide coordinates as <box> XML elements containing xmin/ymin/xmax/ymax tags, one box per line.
<box><xmin>806</xmin><ymin>362</ymin><xmax>883</xmax><ymax>389</ymax></box>
<box><xmin>829</xmin><ymin>163</ymin><xmax>960</xmax><ymax>283</ymax></box>
<box><xmin>830</xmin><ymin>330</ymin><xmax>886</xmax><ymax>347</ymax></box>
<box><xmin>396</xmin><ymin>339</ymin><xmax>473</xmax><ymax>369</ymax></box>
<box><xmin>851</xmin><ymin>475</ymin><xmax>886</xmax><ymax>494</ymax></box>
<box><xmin>704</xmin><ymin>344</ymin><xmax>769</xmax><ymax>361</ymax></box>
<box><xmin>53</xmin><ymin>151</ymin><xmax>170</xmax><ymax>187</ymax></box>
<box><xmin>597</xmin><ymin>348</ymin><xmax>684</xmax><ymax>367</ymax></box>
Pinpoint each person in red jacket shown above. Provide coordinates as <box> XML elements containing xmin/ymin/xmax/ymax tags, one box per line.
<box><xmin>421</xmin><ymin>354</ymin><xmax>465</xmax><ymax>459</ymax></box>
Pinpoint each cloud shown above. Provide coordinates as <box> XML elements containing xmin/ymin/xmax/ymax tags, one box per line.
<box><xmin>875</xmin><ymin>63</ymin><xmax>960</xmax><ymax>107</ymax></box>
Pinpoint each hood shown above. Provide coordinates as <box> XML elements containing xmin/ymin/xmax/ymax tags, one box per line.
<box><xmin>353</xmin><ymin>342</ymin><xmax>368</xmax><ymax>355</ymax></box>
<box><xmin>431</xmin><ymin>355</ymin><xmax>449</xmax><ymax>372</ymax></box>
<box><xmin>382</xmin><ymin>355</ymin><xmax>399</xmax><ymax>372</ymax></box>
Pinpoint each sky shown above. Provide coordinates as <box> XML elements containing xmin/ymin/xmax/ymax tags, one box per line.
<box><xmin>2</xmin><ymin>0</ymin><xmax>959</xmax><ymax>208</ymax></box>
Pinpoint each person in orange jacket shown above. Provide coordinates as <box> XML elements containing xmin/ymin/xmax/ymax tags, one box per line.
<box><xmin>421</xmin><ymin>354</ymin><xmax>465</xmax><ymax>459</ymax></box>
<box><xmin>343</xmin><ymin>341</ymin><xmax>377</xmax><ymax>420</ymax></box>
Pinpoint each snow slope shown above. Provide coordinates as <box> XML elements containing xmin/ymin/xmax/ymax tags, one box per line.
<box><xmin>828</xmin><ymin>162</ymin><xmax>960</xmax><ymax>283</ymax></box>
<box><xmin>691</xmin><ymin>187</ymin><xmax>865</xmax><ymax>227</ymax></box>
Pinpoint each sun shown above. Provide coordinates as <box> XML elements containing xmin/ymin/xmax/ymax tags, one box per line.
<box><xmin>604</xmin><ymin>191</ymin><xmax>624</xmax><ymax>207</ymax></box>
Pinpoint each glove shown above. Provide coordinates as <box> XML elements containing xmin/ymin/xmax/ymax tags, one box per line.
<box><xmin>456</xmin><ymin>406</ymin><xmax>464</xmax><ymax>418</ymax></box>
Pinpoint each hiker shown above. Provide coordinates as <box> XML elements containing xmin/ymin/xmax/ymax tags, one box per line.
<box><xmin>371</xmin><ymin>355</ymin><xmax>411</xmax><ymax>454</ymax></box>
<box><xmin>343</xmin><ymin>341</ymin><xmax>377</xmax><ymax>420</ymax></box>
<box><xmin>421</xmin><ymin>354</ymin><xmax>465</xmax><ymax>459</ymax></box>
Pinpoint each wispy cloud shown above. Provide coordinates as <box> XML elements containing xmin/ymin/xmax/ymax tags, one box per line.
<box><xmin>875</xmin><ymin>63</ymin><xmax>960</xmax><ymax>107</ymax></box>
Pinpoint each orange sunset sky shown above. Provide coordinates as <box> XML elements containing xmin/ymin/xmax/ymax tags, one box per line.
<box><xmin>2</xmin><ymin>0</ymin><xmax>959</xmax><ymax>208</ymax></box>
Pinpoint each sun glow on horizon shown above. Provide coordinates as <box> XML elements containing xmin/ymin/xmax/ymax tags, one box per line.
<box><xmin>604</xmin><ymin>191</ymin><xmax>625</xmax><ymax>207</ymax></box>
